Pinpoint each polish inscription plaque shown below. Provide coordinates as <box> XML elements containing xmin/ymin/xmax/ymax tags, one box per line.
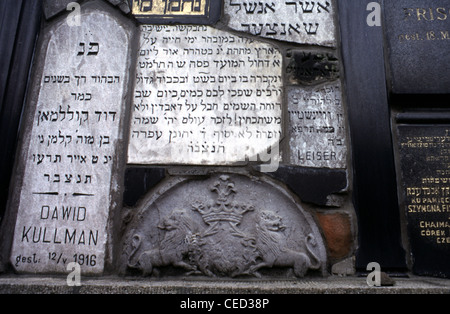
<box><xmin>397</xmin><ymin>125</ymin><xmax>450</xmax><ymax>277</ymax></box>
<box><xmin>9</xmin><ymin>7</ymin><xmax>133</xmax><ymax>274</ymax></box>
<box><xmin>128</xmin><ymin>25</ymin><xmax>283</xmax><ymax>165</ymax></box>
<box><xmin>224</xmin><ymin>0</ymin><xmax>337</xmax><ymax>47</ymax></box>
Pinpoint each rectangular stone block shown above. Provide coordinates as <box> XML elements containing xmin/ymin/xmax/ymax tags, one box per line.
<box><xmin>128</xmin><ymin>25</ymin><xmax>283</xmax><ymax>166</ymax></box>
<box><xmin>224</xmin><ymin>0</ymin><xmax>337</xmax><ymax>47</ymax></box>
<box><xmin>384</xmin><ymin>0</ymin><xmax>450</xmax><ymax>93</ymax></box>
<box><xmin>288</xmin><ymin>81</ymin><xmax>347</xmax><ymax>169</ymax></box>
<box><xmin>9</xmin><ymin>4</ymin><xmax>133</xmax><ymax>275</ymax></box>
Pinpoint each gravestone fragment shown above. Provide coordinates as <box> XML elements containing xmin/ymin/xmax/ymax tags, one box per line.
<box><xmin>224</xmin><ymin>0</ymin><xmax>337</xmax><ymax>46</ymax></box>
<box><xmin>396</xmin><ymin>124</ymin><xmax>450</xmax><ymax>278</ymax></box>
<box><xmin>121</xmin><ymin>174</ymin><xmax>327</xmax><ymax>278</ymax></box>
<box><xmin>384</xmin><ymin>0</ymin><xmax>450</xmax><ymax>93</ymax></box>
<box><xmin>128</xmin><ymin>25</ymin><xmax>283</xmax><ymax>166</ymax></box>
<box><xmin>8</xmin><ymin>4</ymin><xmax>134</xmax><ymax>275</ymax></box>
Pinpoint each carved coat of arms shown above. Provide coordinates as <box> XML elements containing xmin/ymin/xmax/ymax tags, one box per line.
<box><xmin>122</xmin><ymin>174</ymin><xmax>326</xmax><ymax>278</ymax></box>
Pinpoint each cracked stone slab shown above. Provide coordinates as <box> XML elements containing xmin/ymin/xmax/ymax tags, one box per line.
<box><xmin>128</xmin><ymin>25</ymin><xmax>283</xmax><ymax>166</ymax></box>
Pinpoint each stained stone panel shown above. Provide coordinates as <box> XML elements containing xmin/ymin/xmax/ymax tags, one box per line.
<box><xmin>223</xmin><ymin>0</ymin><xmax>337</xmax><ymax>47</ymax></box>
<box><xmin>128</xmin><ymin>25</ymin><xmax>283</xmax><ymax>165</ymax></box>
<box><xmin>288</xmin><ymin>81</ymin><xmax>347</xmax><ymax>169</ymax></box>
<box><xmin>9</xmin><ymin>5</ymin><xmax>133</xmax><ymax>275</ymax></box>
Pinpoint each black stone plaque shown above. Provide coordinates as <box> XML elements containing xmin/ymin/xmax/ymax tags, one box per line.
<box><xmin>384</xmin><ymin>0</ymin><xmax>450</xmax><ymax>94</ymax></box>
<box><xmin>397</xmin><ymin>125</ymin><xmax>450</xmax><ymax>278</ymax></box>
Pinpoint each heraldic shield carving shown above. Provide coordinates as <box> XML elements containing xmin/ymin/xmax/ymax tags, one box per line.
<box><xmin>120</xmin><ymin>174</ymin><xmax>327</xmax><ymax>278</ymax></box>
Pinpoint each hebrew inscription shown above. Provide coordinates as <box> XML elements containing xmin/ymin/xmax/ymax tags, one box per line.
<box><xmin>224</xmin><ymin>0</ymin><xmax>337</xmax><ymax>46</ymax></box>
<box><xmin>130</xmin><ymin>0</ymin><xmax>221</xmax><ymax>24</ymax></box>
<box><xmin>10</xmin><ymin>8</ymin><xmax>132</xmax><ymax>274</ymax></box>
<box><xmin>132</xmin><ymin>0</ymin><xmax>208</xmax><ymax>15</ymax></box>
<box><xmin>121</xmin><ymin>174</ymin><xmax>327</xmax><ymax>278</ymax></box>
<box><xmin>288</xmin><ymin>82</ymin><xmax>346</xmax><ymax>169</ymax></box>
<box><xmin>128</xmin><ymin>25</ymin><xmax>283</xmax><ymax>165</ymax></box>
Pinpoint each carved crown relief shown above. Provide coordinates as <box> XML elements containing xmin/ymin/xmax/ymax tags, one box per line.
<box><xmin>121</xmin><ymin>174</ymin><xmax>327</xmax><ymax>278</ymax></box>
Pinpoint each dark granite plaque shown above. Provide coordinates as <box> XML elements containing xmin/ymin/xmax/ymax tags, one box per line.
<box><xmin>397</xmin><ymin>125</ymin><xmax>450</xmax><ymax>278</ymax></box>
<box><xmin>384</xmin><ymin>0</ymin><xmax>450</xmax><ymax>94</ymax></box>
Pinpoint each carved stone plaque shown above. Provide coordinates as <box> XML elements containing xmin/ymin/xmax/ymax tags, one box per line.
<box><xmin>128</xmin><ymin>25</ymin><xmax>283</xmax><ymax>166</ymax></box>
<box><xmin>397</xmin><ymin>125</ymin><xmax>450</xmax><ymax>278</ymax></box>
<box><xmin>9</xmin><ymin>4</ymin><xmax>133</xmax><ymax>274</ymax></box>
<box><xmin>288</xmin><ymin>82</ymin><xmax>347</xmax><ymax>169</ymax></box>
<box><xmin>120</xmin><ymin>174</ymin><xmax>327</xmax><ymax>278</ymax></box>
<box><xmin>224</xmin><ymin>0</ymin><xmax>337</xmax><ymax>47</ymax></box>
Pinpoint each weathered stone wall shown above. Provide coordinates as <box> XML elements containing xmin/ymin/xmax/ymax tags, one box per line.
<box><xmin>0</xmin><ymin>0</ymin><xmax>356</xmax><ymax>278</ymax></box>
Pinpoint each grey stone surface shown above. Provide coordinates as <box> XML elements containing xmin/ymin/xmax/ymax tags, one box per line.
<box><xmin>287</xmin><ymin>81</ymin><xmax>347</xmax><ymax>169</ymax></box>
<box><xmin>223</xmin><ymin>0</ymin><xmax>337</xmax><ymax>47</ymax></box>
<box><xmin>120</xmin><ymin>173</ymin><xmax>327</xmax><ymax>278</ymax></box>
<box><xmin>0</xmin><ymin>275</ymin><xmax>448</xmax><ymax>294</ymax></box>
<box><xmin>8</xmin><ymin>3</ymin><xmax>134</xmax><ymax>275</ymax></box>
<box><xmin>128</xmin><ymin>25</ymin><xmax>283</xmax><ymax>166</ymax></box>
<box><xmin>384</xmin><ymin>0</ymin><xmax>450</xmax><ymax>93</ymax></box>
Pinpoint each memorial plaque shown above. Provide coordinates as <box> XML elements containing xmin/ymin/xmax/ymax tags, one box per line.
<box><xmin>288</xmin><ymin>82</ymin><xmax>347</xmax><ymax>169</ymax></box>
<box><xmin>224</xmin><ymin>0</ymin><xmax>337</xmax><ymax>47</ymax></box>
<box><xmin>384</xmin><ymin>0</ymin><xmax>450</xmax><ymax>94</ymax></box>
<box><xmin>128</xmin><ymin>25</ymin><xmax>283</xmax><ymax>166</ymax></box>
<box><xmin>130</xmin><ymin>0</ymin><xmax>221</xmax><ymax>24</ymax></box>
<box><xmin>397</xmin><ymin>125</ymin><xmax>450</xmax><ymax>278</ymax></box>
<box><xmin>9</xmin><ymin>5</ymin><xmax>133</xmax><ymax>274</ymax></box>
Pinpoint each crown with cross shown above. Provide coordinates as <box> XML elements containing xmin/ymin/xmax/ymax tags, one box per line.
<box><xmin>192</xmin><ymin>175</ymin><xmax>254</xmax><ymax>225</ymax></box>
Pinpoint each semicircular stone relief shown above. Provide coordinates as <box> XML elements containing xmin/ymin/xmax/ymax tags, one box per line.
<box><xmin>120</xmin><ymin>173</ymin><xmax>327</xmax><ymax>278</ymax></box>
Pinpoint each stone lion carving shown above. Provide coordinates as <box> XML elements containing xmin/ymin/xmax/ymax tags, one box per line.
<box><xmin>122</xmin><ymin>175</ymin><xmax>327</xmax><ymax>278</ymax></box>
<box><xmin>127</xmin><ymin>209</ymin><xmax>198</xmax><ymax>276</ymax></box>
<box><xmin>250</xmin><ymin>210</ymin><xmax>322</xmax><ymax>277</ymax></box>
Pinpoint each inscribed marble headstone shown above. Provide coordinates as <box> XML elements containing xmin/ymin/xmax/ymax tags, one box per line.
<box><xmin>10</xmin><ymin>7</ymin><xmax>133</xmax><ymax>274</ymax></box>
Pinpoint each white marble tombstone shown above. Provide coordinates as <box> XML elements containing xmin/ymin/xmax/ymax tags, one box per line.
<box><xmin>224</xmin><ymin>0</ymin><xmax>337</xmax><ymax>46</ymax></box>
<box><xmin>128</xmin><ymin>25</ymin><xmax>283</xmax><ymax>166</ymax></box>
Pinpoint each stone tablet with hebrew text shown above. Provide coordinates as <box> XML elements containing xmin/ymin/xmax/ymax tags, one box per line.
<box><xmin>9</xmin><ymin>4</ymin><xmax>133</xmax><ymax>275</ymax></box>
<box><xmin>224</xmin><ymin>0</ymin><xmax>337</xmax><ymax>46</ymax></box>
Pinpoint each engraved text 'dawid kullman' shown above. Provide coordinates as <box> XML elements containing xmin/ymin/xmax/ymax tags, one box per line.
<box><xmin>121</xmin><ymin>174</ymin><xmax>327</xmax><ymax>278</ymax></box>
